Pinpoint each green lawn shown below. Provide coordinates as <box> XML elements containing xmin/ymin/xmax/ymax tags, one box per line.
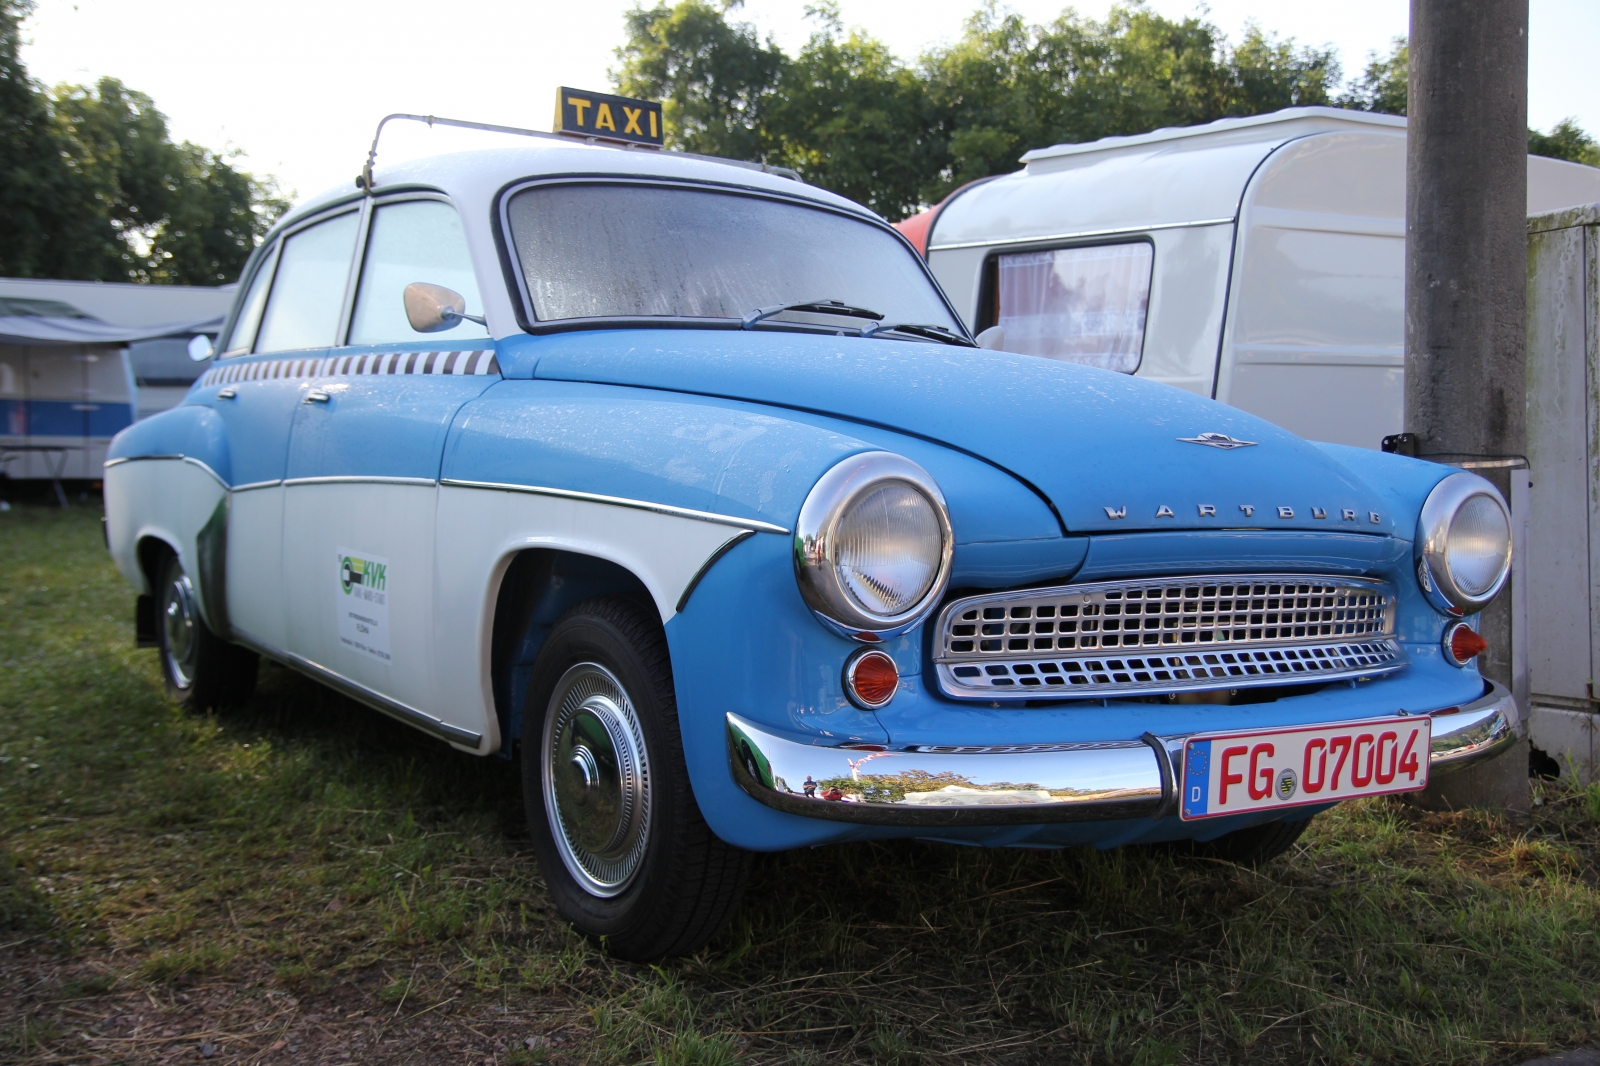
<box><xmin>2</xmin><ymin>502</ymin><xmax>1598</xmax><ymax>1065</ymax></box>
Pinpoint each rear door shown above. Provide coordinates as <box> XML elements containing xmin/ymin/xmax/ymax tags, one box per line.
<box><xmin>214</xmin><ymin>208</ymin><xmax>362</xmax><ymax>652</ymax></box>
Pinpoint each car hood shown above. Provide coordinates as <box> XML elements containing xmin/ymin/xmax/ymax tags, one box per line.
<box><xmin>522</xmin><ymin>329</ymin><xmax>1398</xmax><ymax>536</ymax></box>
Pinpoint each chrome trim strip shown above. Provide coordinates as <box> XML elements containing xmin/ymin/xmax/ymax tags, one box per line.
<box><xmin>230</xmin><ymin>479</ymin><xmax>282</xmax><ymax>493</ymax></box>
<box><xmin>928</xmin><ymin>217</ymin><xmax>1234</xmax><ymax>253</ymax></box>
<box><xmin>727</xmin><ymin>681</ymin><xmax>1521</xmax><ymax>826</ymax></box>
<box><xmin>101</xmin><ymin>453</ymin><xmax>228</xmax><ymax>490</ymax></box>
<box><xmin>231</xmin><ymin>628</ymin><xmax>482</xmax><ymax>747</ymax></box>
<box><xmin>439</xmin><ymin>477</ymin><xmax>790</xmax><ymax>534</ymax></box>
<box><xmin>727</xmin><ymin>713</ymin><xmax>1167</xmax><ymax>826</ymax></box>
<box><xmin>1428</xmin><ymin>679</ymin><xmax>1521</xmax><ymax>776</ymax></box>
<box><xmin>282</xmin><ymin>475</ymin><xmax>438</xmax><ymax>487</ymax></box>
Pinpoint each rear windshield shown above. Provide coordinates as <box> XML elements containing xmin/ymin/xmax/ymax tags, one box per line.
<box><xmin>504</xmin><ymin>183</ymin><xmax>960</xmax><ymax>331</ymax></box>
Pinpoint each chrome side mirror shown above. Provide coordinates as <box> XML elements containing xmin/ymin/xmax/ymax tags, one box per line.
<box><xmin>403</xmin><ymin>282</ymin><xmax>486</xmax><ymax>333</ymax></box>
<box><xmin>975</xmin><ymin>326</ymin><xmax>1005</xmax><ymax>351</ymax></box>
<box><xmin>187</xmin><ymin>334</ymin><xmax>214</xmax><ymax>361</ymax></box>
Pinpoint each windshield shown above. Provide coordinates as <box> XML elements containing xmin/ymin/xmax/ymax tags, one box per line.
<box><xmin>504</xmin><ymin>183</ymin><xmax>961</xmax><ymax>333</ymax></box>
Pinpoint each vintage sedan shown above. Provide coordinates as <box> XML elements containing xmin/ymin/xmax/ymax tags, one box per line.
<box><xmin>103</xmin><ymin>131</ymin><xmax>1519</xmax><ymax>961</ymax></box>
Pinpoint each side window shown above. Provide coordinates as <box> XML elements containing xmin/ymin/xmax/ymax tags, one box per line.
<box><xmin>994</xmin><ymin>242</ymin><xmax>1153</xmax><ymax>373</ymax></box>
<box><xmin>221</xmin><ymin>244</ymin><xmax>277</xmax><ymax>357</ymax></box>
<box><xmin>254</xmin><ymin>211</ymin><xmax>360</xmax><ymax>354</ymax></box>
<box><xmin>349</xmin><ymin>199</ymin><xmax>489</xmax><ymax>344</ymax></box>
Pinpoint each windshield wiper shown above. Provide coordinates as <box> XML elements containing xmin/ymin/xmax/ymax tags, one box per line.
<box><xmin>742</xmin><ymin>299</ymin><xmax>885</xmax><ymax>330</ymax></box>
<box><xmin>859</xmin><ymin>321</ymin><xmax>977</xmax><ymax>347</ymax></box>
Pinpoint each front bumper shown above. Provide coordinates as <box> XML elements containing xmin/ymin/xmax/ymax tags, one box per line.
<box><xmin>727</xmin><ymin>679</ymin><xmax>1520</xmax><ymax>827</ymax></box>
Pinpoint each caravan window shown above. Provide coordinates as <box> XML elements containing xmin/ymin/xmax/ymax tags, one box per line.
<box><xmin>994</xmin><ymin>243</ymin><xmax>1153</xmax><ymax>373</ymax></box>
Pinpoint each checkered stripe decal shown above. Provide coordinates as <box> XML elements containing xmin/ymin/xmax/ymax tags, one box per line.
<box><xmin>201</xmin><ymin>350</ymin><xmax>498</xmax><ymax>386</ymax></box>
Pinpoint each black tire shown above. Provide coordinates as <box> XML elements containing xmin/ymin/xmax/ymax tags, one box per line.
<box><xmin>155</xmin><ymin>553</ymin><xmax>257</xmax><ymax>711</ymax></box>
<box><xmin>1188</xmin><ymin>815</ymin><xmax>1312</xmax><ymax>865</ymax></box>
<box><xmin>521</xmin><ymin>596</ymin><xmax>750</xmax><ymax>961</ymax></box>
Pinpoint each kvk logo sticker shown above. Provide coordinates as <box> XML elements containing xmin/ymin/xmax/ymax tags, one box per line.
<box><xmin>336</xmin><ymin>548</ymin><xmax>391</xmax><ymax>663</ymax></box>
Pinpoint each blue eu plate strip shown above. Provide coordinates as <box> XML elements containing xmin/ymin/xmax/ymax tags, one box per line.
<box><xmin>1183</xmin><ymin>740</ymin><xmax>1211</xmax><ymax>818</ymax></box>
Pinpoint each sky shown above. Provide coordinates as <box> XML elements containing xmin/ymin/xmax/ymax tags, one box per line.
<box><xmin>18</xmin><ymin>0</ymin><xmax>1599</xmax><ymax>207</ymax></box>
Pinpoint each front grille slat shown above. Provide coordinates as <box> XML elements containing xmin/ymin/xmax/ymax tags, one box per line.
<box><xmin>934</xmin><ymin>574</ymin><xmax>1403</xmax><ymax>700</ymax></box>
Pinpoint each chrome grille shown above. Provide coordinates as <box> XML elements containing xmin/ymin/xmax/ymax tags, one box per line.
<box><xmin>934</xmin><ymin>574</ymin><xmax>1402</xmax><ymax>699</ymax></box>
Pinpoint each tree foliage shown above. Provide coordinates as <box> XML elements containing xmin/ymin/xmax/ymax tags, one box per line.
<box><xmin>616</xmin><ymin>0</ymin><xmax>1340</xmax><ymax>217</ymax></box>
<box><xmin>0</xmin><ymin>0</ymin><xmax>285</xmax><ymax>284</ymax></box>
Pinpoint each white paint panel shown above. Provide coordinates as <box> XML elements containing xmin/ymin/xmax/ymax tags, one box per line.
<box><xmin>281</xmin><ymin>483</ymin><xmax>438</xmax><ymax>716</ymax></box>
<box><xmin>227</xmin><ymin>486</ymin><xmax>285</xmax><ymax>649</ymax></box>
<box><xmin>103</xmin><ymin>458</ymin><xmax>226</xmax><ymax>603</ymax></box>
<box><xmin>1226</xmin><ymin>362</ymin><xmax>1402</xmax><ymax>449</ymax></box>
<box><xmin>431</xmin><ymin>485</ymin><xmax>756</xmax><ymax>752</ymax></box>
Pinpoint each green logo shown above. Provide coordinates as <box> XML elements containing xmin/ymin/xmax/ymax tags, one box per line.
<box><xmin>340</xmin><ymin>555</ymin><xmax>386</xmax><ymax>595</ymax></box>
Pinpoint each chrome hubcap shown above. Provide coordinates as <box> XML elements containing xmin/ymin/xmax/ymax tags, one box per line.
<box><xmin>542</xmin><ymin>663</ymin><xmax>651</xmax><ymax>897</ymax></box>
<box><xmin>162</xmin><ymin>571</ymin><xmax>198</xmax><ymax>689</ymax></box>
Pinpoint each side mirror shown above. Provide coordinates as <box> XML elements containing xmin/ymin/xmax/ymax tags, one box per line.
<box><xmin>975</xmin><ymin>326</ymin><xmax>1005</xmax><ymax>351</ymax></box>
<box><xmin>403</xmin><ymin>282</ymin><xmax>485</xmax><ymax>333</ymax></box>
<box><xmin>187</xmin><ymin>334</ymin><xmax>214</xmax><ymax>361</ymax></box>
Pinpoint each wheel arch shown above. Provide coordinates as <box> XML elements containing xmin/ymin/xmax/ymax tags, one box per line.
<box><xmin>488</xmin><ymin>548</ymin><xmax>658</xmax><ymax>758</ymax></box>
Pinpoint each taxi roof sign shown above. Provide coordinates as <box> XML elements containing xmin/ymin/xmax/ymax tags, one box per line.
<box><xmin>554</xmin><ymin>88</ymin><xmax>663</xmax><ymax>147</ymax></box>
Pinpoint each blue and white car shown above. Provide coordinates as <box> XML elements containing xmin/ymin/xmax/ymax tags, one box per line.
<box><xmin>103</xmin><ymin>132</ymin><xmax>1519</xmax><ymax>960</ymax></box>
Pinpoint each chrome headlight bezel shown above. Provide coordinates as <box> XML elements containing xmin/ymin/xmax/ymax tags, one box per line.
<box><xmin>1415</xmin><ymin>471</ymin><xmax>1512</xmax><ymax>615</ymax></box>
<box><xmin>794</xmin><ymin>451</ymin><xmax>954</xmax><ymax>641</ymax></box>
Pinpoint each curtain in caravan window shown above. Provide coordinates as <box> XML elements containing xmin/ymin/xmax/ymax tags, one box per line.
<box><xmin>996</xmin><ymin>243</ymin><xmax>1153</xmax><ymax>373</ymax></box>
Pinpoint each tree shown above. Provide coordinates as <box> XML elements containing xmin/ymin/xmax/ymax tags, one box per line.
<box><xmin>1338</xmin><ymin>37</ymin><xmax>1407</xmax><ymax>115</ymax></box>
<box><xmin>1528</xmin><ymin>118</ymin><xmax>1600</xmax><ymax>168</ymax></box>
<box><xmin>613</xmin><ymin>0</ymin><xmax>786</xmax><ymax>162</ymax></box>
<box><xmin>0</xmin><ymin>1</ymin><xmax>284</xmax><ymax>284</ymax></box>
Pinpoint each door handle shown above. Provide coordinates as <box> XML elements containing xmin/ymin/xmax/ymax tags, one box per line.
<box><xmin>217</xmin><ymin>387</ymin><xmax>237</xmax><ymax>399</ymax></box>
<box><xmin>304</xmin><ymin>390</ymin><xmax>330</xmax><ymax>404</ymax></box>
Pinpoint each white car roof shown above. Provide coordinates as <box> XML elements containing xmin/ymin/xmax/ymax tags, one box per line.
<box><xmin>280</xmin><ymin>138</ymin><xmax>871</xmax><ymax>233</ymax></box>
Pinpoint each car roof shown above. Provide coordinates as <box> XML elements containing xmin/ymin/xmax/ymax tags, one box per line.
<box><xmin>275</xmin><ymin>137</ymin><xmax>875</xmax><ymax>237</ymax></box>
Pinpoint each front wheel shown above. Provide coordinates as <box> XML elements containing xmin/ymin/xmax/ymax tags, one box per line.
<box><xmin>521</xmin><ymin>596</ymin><xmax>750</xmax><ymax>961</ymax></box>
<box><xmin>155</xmin><ymin>553</ymin><xmax>257</xmax><ymax>711</ymax></box>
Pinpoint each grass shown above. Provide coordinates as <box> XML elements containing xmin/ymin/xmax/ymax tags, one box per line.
<box><xmin>0</xmin><ymin>501</ymin><xmax>1598</xmax><ymax>1065</ymax></box>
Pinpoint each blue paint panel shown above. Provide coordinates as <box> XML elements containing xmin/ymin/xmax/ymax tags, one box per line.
<box><xmin>524</xmin><ymin>328</ymin><xmax>1405</xmax><ymax>536</ymax></box>
<box><xmin>1075</xmin><ymin>530</ymin><xmax>1402</xmax><ymax>581</ymax></box>
<box><xmin>25</xmin><ymin>400</ymin><xmax>88</xmax><ymax>437</ymax></box>
<box><xmin>287</xmin><ymin>353</ymin><xmax>500</xmax><ymax>481</ymax></box>
<box><xmin>444</xmin><ymin>379</ymin><xmax>870</xmax><ymax>528</ymax></box>
<box><xmin>1183</xmin><ymin>741</ymin><xmax>1211</xmax><ymax>818</ymax></box>
<box><xmin>86</xmin><ymin>403</ymin><xmax>134</xmax><ymax>438</ymax></box>
<box><xmin>108</xmin><ymin>404</ymin><xmax>233</xmax><ymax>483</ymax></box>
<box><xmin>1</xmin><ymin>400</ymin><xmax>23</xmax><ymax>436</ymax></box>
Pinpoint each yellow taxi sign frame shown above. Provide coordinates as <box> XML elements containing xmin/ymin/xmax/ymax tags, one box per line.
<box><xmin>554</xmin><ymin>88</ymin><xmax>664</xmax><ymax>147</ymax></box>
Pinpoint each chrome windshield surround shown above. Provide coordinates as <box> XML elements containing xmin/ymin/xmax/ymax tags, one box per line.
<box><xmin>1415</xmin><ymin>471</ymin><xmax>1512</xmax><ymax>615</ymax></box>
<box><xmin>933</xmin><ymin>574</ymin><xmax>1401</xmax><ymax>700</ymax></box>
<box><xmin>794</xmin><ymin>451</ymin><xmax>954</xmax><ymax>641</ymax></box>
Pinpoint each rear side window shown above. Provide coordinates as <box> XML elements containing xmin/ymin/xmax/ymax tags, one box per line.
<box><xmin>995</xmin><ymin>243</ymin><xmax>1153</xmax><ymax>373</ymax></box>
<box><xmin>254</xmin><ymin>211</ymin><xmax>360</xmax><ymax>353</ymax></box>
<box><xmin>221</xmin><ymin>246</ymin><xmax>276</xmax><ymax>357</ymax></box>
<box><xmin>349</xmin><ymin>200</ymin><xmax>488</xmax><ymax>345</ymax></box>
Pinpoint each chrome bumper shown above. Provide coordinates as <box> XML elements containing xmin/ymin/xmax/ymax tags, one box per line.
<box><xmin>727</xmin><ymin>679</ymin><xmax>1521</xmax><ymax>827</ymax></box>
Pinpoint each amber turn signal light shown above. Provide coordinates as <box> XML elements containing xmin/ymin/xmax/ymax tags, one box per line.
<box><xmin>844</xmin><ymin>650</ymin><xmax>899</xmax><ymax>709</ymax></box>
<box><xmin>1443</xmin><ymin>621</ymin><xmax>1488</xmax><ymax>666</ymax></box>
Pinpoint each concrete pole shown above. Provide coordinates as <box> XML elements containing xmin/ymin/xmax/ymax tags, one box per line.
<box><xmin>1405</xmin><ymin>0</ymin><xmax>1530</xmax><ymax>816</ymax></box>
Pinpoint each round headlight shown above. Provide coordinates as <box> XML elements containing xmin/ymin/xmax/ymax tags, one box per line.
<box><xmin>795</xmin><ymin>452</ymin><xmax>953</xmax><ymax>638</ymax></box>
<box><xmin>1416</xmin><ymin>472</ymin><xmax>1512</xmax><ymax>614</ymax></box>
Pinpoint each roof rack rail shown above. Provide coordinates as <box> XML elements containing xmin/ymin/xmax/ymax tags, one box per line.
<box><xmin>358</xmin><ymin>113</ymin><xmax>801</xmax><ymax>191</ymax></box>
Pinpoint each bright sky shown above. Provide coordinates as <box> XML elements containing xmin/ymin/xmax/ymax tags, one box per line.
<box><xmin>19</xmin><ymin>0</ymin><xmax>1598</xmax><ymax>207</ymax></box>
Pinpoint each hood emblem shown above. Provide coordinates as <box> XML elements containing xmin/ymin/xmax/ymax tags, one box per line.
<box><xmin>1179</xmin><ymin>432</ymin><xmax>1257</xmax><ymax>450</ymax></box>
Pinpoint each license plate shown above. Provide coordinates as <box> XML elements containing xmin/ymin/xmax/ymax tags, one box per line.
<box><xmin>1180</xmin><ymin>716</ymin><xmax>1431</xmax><ymax>820</ymax></box>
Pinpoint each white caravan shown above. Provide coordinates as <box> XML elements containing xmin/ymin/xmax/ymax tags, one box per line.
<box><xmin>908</xmin><ymin>106</ymin><xmax>1600</xmax><ymax>450</ymax></box>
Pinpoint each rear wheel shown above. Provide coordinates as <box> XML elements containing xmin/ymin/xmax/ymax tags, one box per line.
<box><xmin>155</xmin><ymin>553</ymin><xmax>257</xmax><ymax>711</ymax></box>
<box><xmin>521</xmin><ymin>596</ymin><xmax>750</xmax><ymax>961</ymax></box>
<box><xmin>1189</xmin><ymin>815</ymin><xmax>1312</xmax><ymax>865</ymax></box>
